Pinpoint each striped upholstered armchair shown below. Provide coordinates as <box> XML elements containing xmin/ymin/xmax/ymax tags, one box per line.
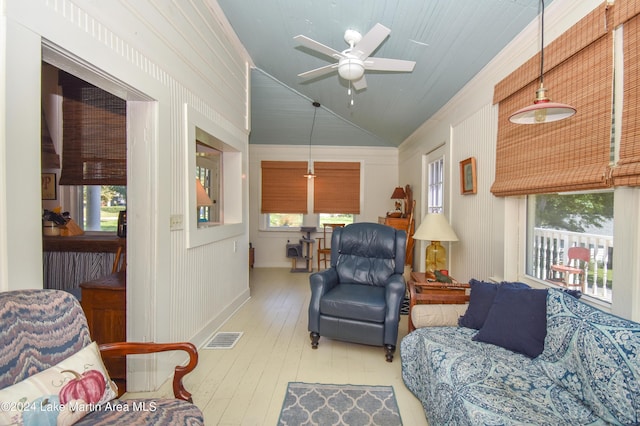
<box><xmin>0</xmin><ymin>289</ymin><xmax>203</xmax><ymax>425</ymax></box>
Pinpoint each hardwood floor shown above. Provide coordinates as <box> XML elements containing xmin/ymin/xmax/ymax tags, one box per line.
<box><xmin>124</xmin><ymin>268</ymin><xmax>428</xmax><ymax>425</ymax></box>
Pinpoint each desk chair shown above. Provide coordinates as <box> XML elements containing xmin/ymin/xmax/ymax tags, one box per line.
<box><xmin>112</xmin><ymin>239</ymin><xmax>126</xmax><ymax>273</ymax></box>
<box><xmin>316</xmin><ymin>223</ymin><xmax>345</xmax><ymax>270</ymax></box>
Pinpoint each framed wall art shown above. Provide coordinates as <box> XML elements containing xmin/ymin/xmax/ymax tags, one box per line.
<box><xmin>460</xmin><ymin>157</ymin><xmax>477</xmax><ymax>195</ymax></box>
<box><xmin>41</xmin><ymin>173</ymin><xmax>57</xmax><ymax>200</ymax></box>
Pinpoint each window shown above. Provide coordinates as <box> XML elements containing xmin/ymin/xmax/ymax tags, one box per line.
<box><xmin>526</xmin><ymin>192</ymin><xmax>614</xmax><ymax>302</ymax></box>
<box><xmin>185</xmin><ymin>104</ymin><xmax>244</xmax><ymax>248</ymax></box>
<box><xmin>313</xmin><ymin>162</ymin><xmax>360</xmax><ymax>214</ymax></box>
<box><xmin>72</xmin><ymin>185</ymin><xmax>126</xmax><ymax>232</ymax></box>
<box><xmin>267</xmin><ymin>214</ymin><xmax>303</xmax><ymax>228</ymax></box>
<box><xmin>261</xmin><ymin>161</ymin><xmax>360</xmax><ymax>230</ymax></box>
<box><xmin>318</xmin><ymin>213</ymin><xmax>355</xmax><ymax>228</ymax></box>
<box><xmin>196</xmin><ymin>140</ymin><xmax>222</xmax><ymax>225</ymax></box>
<box><xmin>261</xmin><ymin>161</ymin><xmax>308</xmax><ymax>215</ymax></box>
<box><xmin>53</xmin><ymin>69</ymin><xmax>128</xmax><ymax>233</ymax></box>
<box><xmin>427</xmin><ymin>156</ymin><xmax>444</xmax><ymax>213</ymax></box>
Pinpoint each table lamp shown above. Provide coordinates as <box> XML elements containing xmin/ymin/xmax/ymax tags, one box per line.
<box><xmin>196</xmin><ymin>179</ymin><xmax>214</xmax><ymax>206</ymax></box>
<box><xmin>413</xmin><ymin>213</ymin><xmax>459</xmax><ymax>273</ymax></box>
<box><xmin>390</xmin><ymin>187</ymin><xmax>406</xmax><ymax>215</ymax></box>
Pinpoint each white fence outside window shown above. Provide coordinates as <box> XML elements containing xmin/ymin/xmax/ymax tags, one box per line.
<box><xmin>531</xmin><ymin>228</ymin><xmax>613</xmax><ymax>302</ymax></box>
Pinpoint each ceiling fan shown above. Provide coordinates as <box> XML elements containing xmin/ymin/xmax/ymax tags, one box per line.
<box><xmin>294</xmin><ymin>23</ymin><xmax>416</xmax><ymax>91</ymax></box>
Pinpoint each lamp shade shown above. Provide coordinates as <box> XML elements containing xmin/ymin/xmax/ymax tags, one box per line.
<box><xmin>413</xmin><ymin>213</ymin><xmax>459</xmax><ymax>242</ymax></box>
<box><xmin>509</xmin><ymin>98</ymin><xmax>576</xmax><ymax>124</ymax></box>
<box><xmin>509</xmin><ymin>1</ymin><xmax>576</xmax><ymax>125</ymax></box>
<box><xmin>196</xmin><ymin>179</ymin><xmax>214</xmax><ymax>206</ymax></box>
<box><xmin>390</xmin><ymin>187</ymin><xmax>406</xmax><ymax>199</ymax></box>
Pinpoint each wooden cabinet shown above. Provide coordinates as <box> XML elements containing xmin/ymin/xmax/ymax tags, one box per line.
<box><xmin>80</xmin><ymin>271</ymin><xmax>126</xmax><ymax>395</ymax></box>
<box><xmin>381</xmin><ymin>216</ymin><xmax>415</xmax><ymax>265</ymax></box>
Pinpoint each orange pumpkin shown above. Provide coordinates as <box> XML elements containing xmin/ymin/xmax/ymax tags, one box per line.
<box><xmin>59</xmin><ymin>369</ymin><xmax>106</xmax><ymax>405</ymax></box>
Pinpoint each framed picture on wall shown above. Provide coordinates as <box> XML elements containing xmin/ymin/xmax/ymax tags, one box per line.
<box><xmin>460</xmin><ymin>157</ymin><xmax>477</xmax><ymax>195</ymax></box>
<box><xmin>42</xmin><ymin>173</ymin><xmax>57</xmax><ymax>200</ymax></box>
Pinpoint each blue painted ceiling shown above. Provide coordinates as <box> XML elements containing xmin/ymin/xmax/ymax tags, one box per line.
<box><xmin>217</xmin><ymin>0</ymin><xmax>552</xmax><ymax>147</ymax></box>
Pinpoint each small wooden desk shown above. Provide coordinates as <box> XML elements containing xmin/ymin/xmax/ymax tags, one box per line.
<box><xmin>408</xmin><ymin>271</ymin><xmax>470</xmax><ymax>332</ymax></box>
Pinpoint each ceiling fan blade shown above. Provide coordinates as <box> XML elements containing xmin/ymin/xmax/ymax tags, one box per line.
<box><xmin>298</xmin><ymin>63</ymin><xmax>338</xmax><ymax>80</ymax></box>
<box><xmin>352</xmin><ymin>75</ymin><xmax>367</xmax><ymax>91</ymax></box>
<box><xmin>294</xmin><ymin>35</ymin><xmax>344</xmax><ymax>60</ymax></box>
<box><xmin>352</xmin><ymin>23</ymin><xmax>391</xmax><ymax>59</ymax></box>
<box><xmin>364</xmin><ymin>57</ymin><xmax>416</xmax><ymax>73</ymax></box>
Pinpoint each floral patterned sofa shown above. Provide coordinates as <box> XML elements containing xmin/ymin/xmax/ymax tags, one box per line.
<box><xmin>0</xmin><ymin>289</ymin><xmax>204</xmax><ymax>425</ymax></box>
<box><xmin>401</xmin><ymin>285</ymin><xmax>640</xmax><ymax>426</ymax></box>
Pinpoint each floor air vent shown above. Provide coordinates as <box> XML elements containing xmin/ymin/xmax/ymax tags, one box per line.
<box><xmin>204</xmin><ymin>332</ymin><xmax>243</xmax><ymax>349</ymax></box>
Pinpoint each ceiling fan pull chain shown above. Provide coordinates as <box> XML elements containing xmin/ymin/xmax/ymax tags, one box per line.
<box><xmin>348</xmin><ymin>81</ymin><xmax>355</xmax><ymax>107</ymax></box>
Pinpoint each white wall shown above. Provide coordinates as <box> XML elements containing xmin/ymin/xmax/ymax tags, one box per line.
<box><xmin>249</xmin><ymin>144</ymin><xmax>399</xmax><ymax>268</ymax></box>
<box><xmin>0</xmin><ymin>0</ymin><xmax>250</xmax><ymax>390</ymax></box>
<box><xmin>399</xmin><ymin>0</ymin><xmax>640</xmax><ymax>319</ymax></box>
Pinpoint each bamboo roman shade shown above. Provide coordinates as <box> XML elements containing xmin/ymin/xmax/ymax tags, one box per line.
<box><xmin>491</xmin><ymin>6</ymin><xmax>613</xmax><ymax>196</ymax></box>
<box><xmin>261</xmin><ymin>161</ymin><xmax>308</xmax><ymax>214</ymax></box>
<box><xmin>59</xmin><ymin>72</ymin><xmax>127</xmax><ymax>186</ymax></box>
<box><xmin>612</xmin><ymin>10</ymin><xmax>640</xmax><ymax>186</ymax></box>
<box><xmin>313</xmin><ymin>162</ymin><xmax>360</xmax><ymax>214</ymax></box>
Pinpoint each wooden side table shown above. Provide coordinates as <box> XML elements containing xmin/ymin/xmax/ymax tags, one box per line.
<box><xmin>408</xmin><ymin>271</ymin><xmax>470</xmax><ymax>332</ymax></box>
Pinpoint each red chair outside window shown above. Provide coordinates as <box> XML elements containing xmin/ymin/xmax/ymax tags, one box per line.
<box><xmin>549</xmin><ymin>246</ymin><xmax>590</xmax><ymax>291</ymax></box>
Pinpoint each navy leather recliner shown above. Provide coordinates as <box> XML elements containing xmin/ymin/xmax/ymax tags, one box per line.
<box><xmin>308</xmin><ymin>222</ymin><xmax>407</xmax><ymax>362</ymax></box>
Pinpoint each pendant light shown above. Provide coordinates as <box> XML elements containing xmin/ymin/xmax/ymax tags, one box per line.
<box><xmin>509</xmin><ymin>0</ymin><xmax>576</xmax><ymax>124</ymax></box>
<box><xmin>304</xmin><ymin>101</ymin><xmax>320</xmax><ymax>179</ymax></box>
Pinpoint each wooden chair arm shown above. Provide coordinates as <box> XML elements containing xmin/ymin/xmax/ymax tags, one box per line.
<box><xmin>408</xmin><ymin>280</ymin><xmax>419</xmax><ymax>310</ymax></box>
<box><xmin>316</xmin><ymin>236</ymin><xmax>326</xmax><ymax>249</ymax></box>
<box><xmin>99</xmin><ymin>341</ymin><xmax>198</xmax><ymax>403</ymax></box>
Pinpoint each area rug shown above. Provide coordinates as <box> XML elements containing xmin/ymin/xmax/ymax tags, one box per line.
<box><xmin>278</xmin><ymin>382</ymin><xmax>403</xmax><ymax>426</ymax></box>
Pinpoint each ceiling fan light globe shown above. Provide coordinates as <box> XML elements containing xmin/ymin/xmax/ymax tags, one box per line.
<box><xmin>338</xmin><ymin>58</ymin><xmax>365</xmax><ymax>80</ymax></box>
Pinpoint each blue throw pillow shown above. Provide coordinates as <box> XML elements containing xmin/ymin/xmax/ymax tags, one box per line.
<box><xmin>473</xmin><ymin>286</ymin><xmax>548</xmax><ymax>358</ymax></box>
<box><xmin>458</xmin><ymin>279</ymin><xmax>530</xmax><ymax>330</ymax></box>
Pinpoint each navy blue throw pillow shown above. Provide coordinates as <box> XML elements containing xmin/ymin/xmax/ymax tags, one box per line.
<box><xmin>458</xmin><ymin>279</ymin><xmax>530</xmax><ymax>330</ymax></box>
<box><xmin>473</xmin><ymin>286</ymin><xmax>548</xmax><ymax>358</ymax></box>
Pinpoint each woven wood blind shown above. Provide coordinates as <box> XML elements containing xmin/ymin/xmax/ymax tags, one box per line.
<box><xmin>261</xmin><ymin>161</ymin><xmax>308</xmax><ymax>214</ymax></box>
<box><xmin>313</xmin><ymin>162</ymin><xmax>360</xmax><ymax>214</ymax></box>
<box><xmin>59</xmin><ymin>72</ymin><xmax>127</xmax><ymax>186</ymax></box>
<box><xmin>41</xmin><ymin>109</ymin><xmax>60</xmax><ymax>169</ymax></box>
<box><xmin>613</xmin><ymin>0</ymin><xmax>640</xmax><ymax>27</ymax></box>
<box><xmin>491</xmin><ymin>7</ymin><xmax>613</xmax><ymax>196</ymax></box>
<box><xmin>613</xmin><ymin>12</ymin><xmax>640</xmax><ymax>186</ymax></box>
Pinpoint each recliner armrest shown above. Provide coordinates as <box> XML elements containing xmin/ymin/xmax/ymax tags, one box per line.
<box><xmin>308</xmin><ymin>269</ymin><xmax>339</xmax><ymax>332</ymax></box>
<box><xmin>310</xmin><ymin>268</ymin><xmax>339</xmax><ymax>294</ymax></box>
<box><xmin>99</xmin><ymin>341</ymin><xmax>198</xmax><ymax>403</ymax></box>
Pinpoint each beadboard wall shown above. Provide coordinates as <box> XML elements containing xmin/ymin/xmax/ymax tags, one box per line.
<box><xmin>2</xmin><ymin>0</ymin><xmax>250</xmax><ymax>390</ymax></box>
<box><xmin>398</xmin><ymin>0</ymin><xmax>606</xmax><ymax>285</ymax></box>
<box><xmin>448</xmin><ymin>103</ymin><xmax>503</xmax><ymax>282</ymax></box>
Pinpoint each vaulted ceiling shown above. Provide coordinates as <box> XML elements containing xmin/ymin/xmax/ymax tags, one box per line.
<box><xmin>217</xmin><ymin>0</ymin><xmax>553</xmax><ymax>147</ymax></box>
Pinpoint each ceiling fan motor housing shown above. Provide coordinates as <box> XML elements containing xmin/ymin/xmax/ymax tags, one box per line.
<box><xmin>344</xmin><ymin>29</ymin><xmax>363</xmax><ymax>47</ymax></box>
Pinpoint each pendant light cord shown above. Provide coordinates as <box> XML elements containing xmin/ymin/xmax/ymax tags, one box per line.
<box><xmin>306</xmin><ymin>101</ymin><xmax>320</xmax><ymax>176</ymax></box>
<box><xmin>309</xmin><ymin>102</ymin><xmax>319</xmax><ymax>160</ymax></box>
<box><xmin>539</xmin><ymin>0</ymin><xmax>545</xmax><ymax>86</ymax></box>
